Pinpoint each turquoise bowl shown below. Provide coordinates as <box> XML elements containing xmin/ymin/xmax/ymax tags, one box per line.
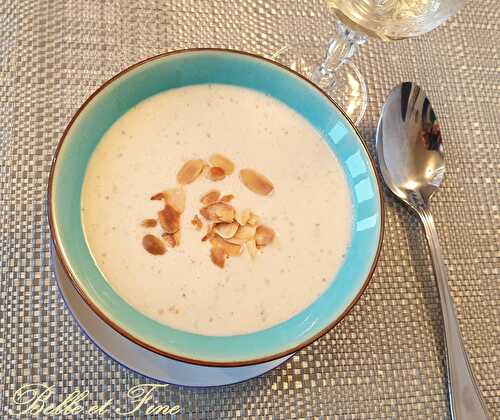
<box><xmin>49</xmin><ymin>49</ymin><xmax>384</xmax><ymax>367</ymax></box>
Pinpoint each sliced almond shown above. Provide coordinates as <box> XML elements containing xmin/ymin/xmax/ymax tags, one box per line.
<box><xmin>200</xmin><ymin>202</ymin><xmax>235</xmax><ymax>223</ymax></box>
<box><xmin>142</xmin><ymin>234</ymin><xmax>166</xmax><ymax>255</ymax></box>
<box><xmin>247</xmin><ymin>212</ymin><xmax>261</xmax><ymax>226</ymax></box>
<box><xmin>141</xmin><ymin>218</ymin><xmax>157</xmax><ymax>228</ymax></box>
<box><xmin>209</xmin><ymin>153</ymin><xmax>235</xmax><ymax>175</ymax></box>
<box><xmin>207</xmin><ymin>166</ymin><xmax>226</xmax><ymax>181</ymax></box>
<box><xmin>150</xmin><ymin>192</ymin><xmax>164</xmax><ymax>201</ymax></box>
<box><xmin>214</xmin><ymin>222</ymin><xmax>239</xmax><ymax>239</ymax></box>
<box><xmin>200</xmin><ymin>190</ymin><xmax>221</xmax><ymax>205</ymax></box>
<box><xmin>233</xmin><ymin>224</ymin><xmax>257</xmax><ymax>242</ymax></box>
<box><xmin>235</xmin><ymin>208</ymin><xmax>251</xmax><ymax>226</ymax></box>
<box><xmin>224</xmin><ymin>237</ymin><xmax>248</xmax><ymax>245</ymax></box>
<box><xmin>162</xmin><ymin>233</ymin><xmax>176</xmax><ymax>248</ymax></box>
<box><xmin>255</xmin><ymin>225</ymin><xmax>275</xmax><ymax>247</ymax></box>
<box><xmin>158</xmin><ymin>205</ymin><xmax>180</xmax><ymax>234</ymax></box>
<box><xmin>246</xmin><ymin>239</ymin><xmax>258</xmax><ymax>259</ymax></box>
<box><xmin>177</xmin><ymin>159</ymin><xmax>205</xmax><ymax>185</ymax></box>
<box><xmin>210</xmin><ymin>235</ymin><xmax>243</xmax><ymax>257</ymax></box>
<box><xmin>191</xmin><ymin>215</ymin><xmax>203</xmax><ymax>231</ymax></box>
<box><xmin>201</xmin><ymin>226</ymin><xmax>215</xmax><ymax>242</ymax></box>
<box><xmin>217</xmin><ymin>207</ymin><xmax>235</xmax><ymax>222</ymax></box>
<box><xmin>210</xmin><ymin>246</ymin><xmax>227</xmax><ymax>268</ymax></box>
<box><xmin>163</xmin><ymin>230</ymin><xmax>181</xmax><ymax>247</ymax></box>
<box><xmin>202</xmin><ymin>163</ymin><xmax>211</xmax><ymax>178</ymax></box>
<box><xmin>163</xmin><ymin>187</ymin><xmax>186</xmax><ymax>214</ymax></box>
<box><xmin>220</xmin><ymin>194</ymin><xmax>234</xmax><ymax>203</ymax></box>
<box><xmin>239</xmin><ymin>169</ymin><xmax>274</xmax><ymax>196</ymax></box>
<box><xmin>173</xmin><ymin>230</ymin><xmax>181</xmax><ymax>246</ymax></box>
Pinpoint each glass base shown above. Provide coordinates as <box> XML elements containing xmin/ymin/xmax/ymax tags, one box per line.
<box><xmin>270</xmin><ymin>45</ymin><xmax>367</xmax><ymax>125</ymax></box>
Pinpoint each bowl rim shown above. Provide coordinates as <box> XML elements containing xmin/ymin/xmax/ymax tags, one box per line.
<box><xmin>48</xmin><ymin>47</ymin><xmax>385</xmax><ymax>367</ymax></box>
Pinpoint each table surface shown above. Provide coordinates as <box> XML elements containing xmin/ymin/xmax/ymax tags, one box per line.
<box><xmin>0</xmin><ymin>1</ymin><xmax>498</xmax><ymax>418</ymax></box>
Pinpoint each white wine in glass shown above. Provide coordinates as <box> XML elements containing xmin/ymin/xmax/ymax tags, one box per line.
<box><xmin>274</xmin><ymin>0</ymin><xmax>464</xmax><ymax>124</ymax></box>
<box><xmin>328</xmin><ymin>0</ymin><xmax>462</xmax><ymax>40</ymax></box>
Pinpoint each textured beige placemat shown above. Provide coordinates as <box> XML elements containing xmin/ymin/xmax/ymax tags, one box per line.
<box><xmin>0</xmin><ymin>1</ymin><xmax>498</xmax><ymax>418</ymax></box>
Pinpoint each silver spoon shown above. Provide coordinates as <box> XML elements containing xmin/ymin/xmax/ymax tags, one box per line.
<box><xmin>376</xmin><ymin>82</ymin><xmax>490</xmax><ymax>420</ymax></box>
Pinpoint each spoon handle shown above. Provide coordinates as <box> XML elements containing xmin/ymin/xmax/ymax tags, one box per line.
<box><xmin>418</xmin><ymin>206</ymin><xmax>490</xmax><ymax>420</ymax></box>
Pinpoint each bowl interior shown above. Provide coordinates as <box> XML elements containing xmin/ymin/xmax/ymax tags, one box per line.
<box><xmin>50</xmin><ymin>49</ymin><xmax>382</xmax><ymax>366</ymax></box>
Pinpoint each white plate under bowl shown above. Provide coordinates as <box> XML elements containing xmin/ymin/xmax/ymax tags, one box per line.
<box><xmin>52</xmin><ymin>244</ymin><xmax>292</xmax><ymax>387</ymax></box>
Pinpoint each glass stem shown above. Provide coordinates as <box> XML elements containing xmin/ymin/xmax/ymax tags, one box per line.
<box><xmin>311</xmin><ymin>21</ymin><xmax>367</xmax><ymax>89</ymax></box>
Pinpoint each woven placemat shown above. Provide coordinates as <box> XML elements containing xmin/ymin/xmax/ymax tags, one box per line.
<box><xmin>0</xmin><ymin>1</ymin><xmax>498</xmax><ymax>418</ymax></box>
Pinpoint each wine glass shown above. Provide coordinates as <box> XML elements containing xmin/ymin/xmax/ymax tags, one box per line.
<box><xmin>273</xmin><ymin>0</ymin><xmax>465</xmax><ymax>125</ymax></box>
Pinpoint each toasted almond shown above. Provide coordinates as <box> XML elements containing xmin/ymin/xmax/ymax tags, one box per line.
<box><xmin>191</xmin><ymin>215</ymin><xmax>203</xmax><ymax>231</ymax></box>
<box><xmin>224</xmin><ymin>237</ymin><xmax>248</xmax><ymax>245</ymax></box>
<box><xmin>207</xmin><ymin>166</ymin><xmax>226</xmax><ymax>181</ymax></box>
<box><xmin>210</xmin><ymin>235</ymin><xmax>243</xmax><ymax>256</ymax></box>
<box><xmin>201</xmin><ymin>226</ymin><xmax>215</xmax><ymax>242</ymax></box>
<box><xmin>200</xmin><ymin>190</ymin><xmax>221</xmax><ymax>205</ymax></box>
<box><xmin>246</xmin><ymin>239</ymin><xmax>258</xmax><ymax>259</ymax></box>
<box><xmin>177</xmin><ymin>159</ymin><xmax>205</xmax><ymax>185</ymax></box>
<box><xmin>158</xmin><ymin>205</ymin><xmax>180</xmax><ymax>234</ymax></box>
<box><xmin>247</xmin><ymin>212</ymin><xmax>261</xmax><ymax>226</ymax></box>
<box><xmin>141</xmin><ymin>218</ymin><xmax>157</xmax><ymax>228</ymax></box>
<box><xmin>217</xmin><ymin>206</ymin><xmax>235</xmax><ymax>222</ymax></box>
<box><xmin>162</xmin><ymin>233</ymin><xmax>176</xmax><ymax>248</ymax></box>
<box><xmin>210</xmin><ymin>246</ymin><xmax>227</xmax><ymax>268</ymax></box>
<box><xmin>200</xmin><ymin>202</ymin><xmax>235</xmax><ymax>223</ymax></box>
<box><xmin>150</xmin><ymin>192</ymin><xmax>164</xmax><ymax>201</ymax></box>
<box><xmin>239</xmin><ymin>169</ymin><xmax>274</xmax><ymax>196</ymax></box>
<box><xmin>220</xmin><ymin>194</ymin><xmax>234</xmax><ymax>203</ymax></box>
<box><xmin>235</xmin><ymin>208</ymin><xmax>251</xmax><ymax>226</ymax></box>
<box><xmin>255</xmin><ymin>225</ymin><xmax>275</xmax><ymax>246</ymax></box>
<box><xmin>173</xmin><ymin>230</ymin><xmax>181</xmax><ymax>246</ymax></box>
<box><xmin>209</xmin><ymin>153</ymin><xmax>235</xmax><ymax>175</ymax></box>
<box><xmin>234</xmin><ymin>224</ymin><xmax>257</xmax><ymax>242</ymax></box>
<box><xmin>142</xmin><ymin>234</ymin><xmax>166</xmax><ymax>255</ymax></box>
<box><xmin>214</xmin><ymin>222</ymin><xmax>239</xmax><ymax>239</ymax></box>
<box><xmin>163</xmin><ymin>187</ymin><xmax>186</xmax><ymax>213</ymax></box>
<box><xmin>202</xmin><ymin>163</ymin><xmax>211</xmax><ymax>178</ymax></box>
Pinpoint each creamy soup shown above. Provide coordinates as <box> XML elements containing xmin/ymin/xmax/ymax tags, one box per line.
<box><xmin>81</xmin><ymin>84</ymin><xmax>352</xmax><ymax>336</ymax></box>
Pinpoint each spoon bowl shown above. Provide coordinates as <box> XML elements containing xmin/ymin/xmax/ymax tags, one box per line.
<box><xmin>377</xmin><ymin>82</ymin><xmax>445</xmax><ymax>209</ymax></box>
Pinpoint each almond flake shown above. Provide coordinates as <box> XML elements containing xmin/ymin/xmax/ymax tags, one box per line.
<box><xmin>210</xmin><ymin>235</ymin><xmax>243</xmax><ymax>256</ymax></box>
<box><xmin>255</xmin><ymin>225</ymin><xmax>275</xmax><ymax>247</ymax></box>
<box><xmin>233</xmin><ymin>224</ymin><xmax>256</xmax><ymax>242</ymax></box>
<box><xmin>141</xmin><ymin>218</ymin><xmax>157</xmax><ymax>228</ymax></box>
<box><xmin>150</xmin><ymin>192</ymin><xmax>164</xmax><ymax>201</ymax></box>
<box><xmin>217</xmin><ymin>206</ymin><xmax>235</xmax><ymax>223</ymax></box>
<box><xmin>163</xmin><ymin>187</ymin><xmax>186</xmax><ymax>214</ymax></box>
<box><xmin>162</xmin><ymin>233</ymin><xmax>176</xmax><ymax>248</ymax></box>
<box><xmin>173</xmin><ymin>230</ymin><xmax>181</xmax><ymax>246</ymax></box>
<box><xmin>200</xmin><ymin>190</ymin><xmax>221</xmax><ymax>205</ymax></box>
<box><xmin>158</xmin><ymin>204</ymin><xmax>180</xmax><ymax>234</ymax></box>
<box><xmin>201</xmin><ymin>226</ymin><xmax>215</xmax><ymax>242</ymax></box>
<box><xmin>191</xmin><ymin>215</ymin><xmax>203</xmax><ymax>231</ymax></box>
<box><xmin>163</xmin><ymin>230</ymin><xmax>181</xmax><ymax>247</ymax></box>
<box><xmin>177</xmin><ymin>159</ymin><xmax>205</xmax><ymax>185</ymax></box>
<box><xmin>247</xmin><ymin>212</ymin><xmax>261</xmax><ymax>226</ymax></box>
<box><xmin>239</xmin><ymin>169</ymin><xmax>274</xmax><ymax>196</ymax></box>
<box><xmin>207</xmin><ymin>166</ymin><xmax>226</xmax><ymax>181</ymax></box>
<box><xmin>142</xmin><ymin>234</ymin><xmax>166</xmax><ymax>255</ymax></box>
<box><xmin>235</xmin><ymin>208</ymin><xmax>251</xmax><ymax>226</ymax></box>
<box><xmin>220</xmin><ymin>194</ymin><xmax>234</xmax><ymax>203</ymax></box>
<box><xmin>210</xmin><ymin>246</ymin><xmax>227</xmax><ymax>268</ymax></box>
<box><xmin>200</xmin><ymin>202</ymin><xmax>235</xmax><ymax>223</ymax></box>
<box><xmin>246</xmin><ymin>239</ymin><xmax>258</xmax><ymax>259</ymax></box>
<box><xmin>209</xmin><ymin>153</ymin><xmax>235</xmax><ymax>175</ymax></box>
<box><xmin>224</xmin><ymin>237</ymin><xmax>248</xmax><ymax>245</ymax></box>
<box><xmin>214</xmin><ymin>222</ymin><xmax>239</xmax><ymax>239</ymax></box>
